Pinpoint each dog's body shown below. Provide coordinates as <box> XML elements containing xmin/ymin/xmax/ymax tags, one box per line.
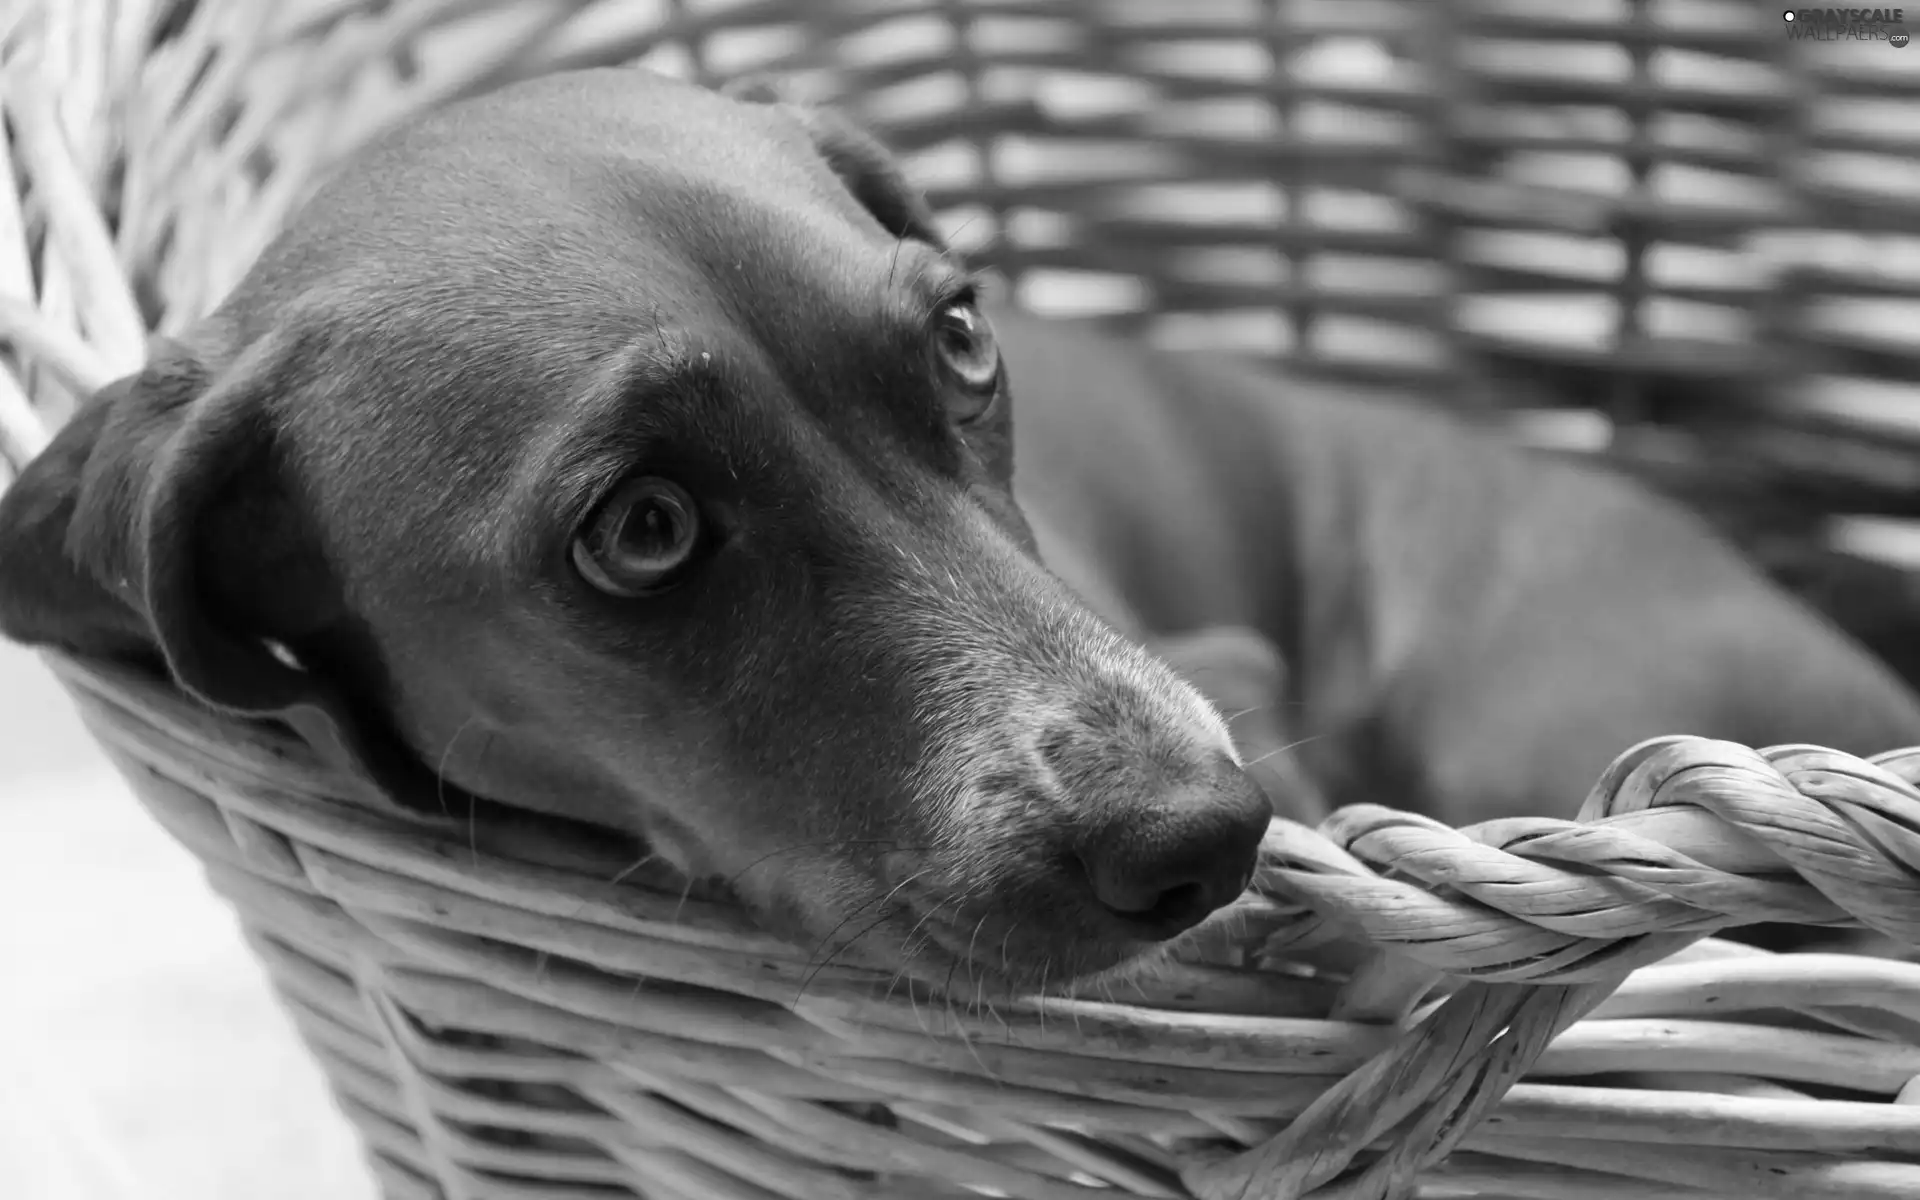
<box><xmin>1002</xmin><ymin>313</ymin><xmax>1920</xmax><ymax>824</ymax></box>
<box><xmin>1</xmin><ymin>69</ymin><xmax>1915</xmax><ymax>991</ymax></box>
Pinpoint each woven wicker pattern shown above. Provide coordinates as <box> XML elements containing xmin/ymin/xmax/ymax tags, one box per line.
<box><xmin>9</xmin><ymin>2</ymin><xmax>1920</xmax><ymax>1198</ymax></box>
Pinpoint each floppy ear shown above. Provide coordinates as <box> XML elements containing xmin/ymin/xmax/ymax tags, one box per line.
<box><xmin>726</xmin><ymin>81</ymin><xmax>947</xmax><ymax>250</ymax></box>
<box><xmin>0</xmin><ymin>339</ymin><xmax>451</xmax><ymax>818</ymax></box>
<box><xmin>0</xmin><ymin>341</ymin><xmax>310</xmax><ymax>708</ymax></box>
<box><xmin>0</xmin><ymin>374</ymin><xmax>158</xmax><ymax>663</ymax></box>
<box><xmin>788</xmin><ymin>106</ymin><xmax>948</xmax><ymax>249</ymax></box>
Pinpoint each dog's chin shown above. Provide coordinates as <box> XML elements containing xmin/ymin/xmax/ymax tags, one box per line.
<box><xmin>800</xmin><ymin>891</ymin><xmax>1176</xmax><ymax>1001</ymax></box>
<box><xmin>913</xmin><ymin>914</ymin><xmax>1172</xmax><ymax>999</ymax></box>
<box><xmin>722</xmin><ymin>878</ymin><xmax>1147</xmax><ymax>999</ymax></box>
<box><xmin>712</xmin><ymin>857</ymin><xmax>1189</xmax><ymax>1000</ymax></box>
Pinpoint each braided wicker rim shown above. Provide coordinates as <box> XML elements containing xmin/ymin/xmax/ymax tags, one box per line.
<box><xmin>8</xmin><ymin>3</ymin><xmax>1920</xmax><ymax>1200</ymax></box>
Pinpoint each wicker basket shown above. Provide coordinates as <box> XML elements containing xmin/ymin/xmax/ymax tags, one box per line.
<box><xmin>9</xmin><ymin>2</ymin><xmax>1920</xmax><ymax>1198</ymax></box>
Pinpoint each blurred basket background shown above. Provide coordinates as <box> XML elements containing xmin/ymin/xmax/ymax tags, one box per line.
<box><xmin>9</xmin><ymin>1</ymin><xmax>1920</xmax><ymax>1198</ymax></box>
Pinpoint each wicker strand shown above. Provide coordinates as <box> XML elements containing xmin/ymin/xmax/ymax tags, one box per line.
<box><xmin>1</xmin><ymin>50</ymin><xmax>145</xmax><ymax>376</ymax></box>
<box><xmin>1187</xmin><ymin>735</ymin><xmax>1920</xmax><ymax>1199</ymax></box>
<box><xmin>1243</xmin><ymin>737</ymin><xmax>1920</xmax><ymax>981</ymax></box>
<box><xmin>56</xmin><ymin>642</ymin><xmax>1920</xmax><ymax>1197</ymax></box>
<box><xmin>80</xmin><ymin>641</ymin><xmax>1920</xmax><ymax>1194</ymax></box>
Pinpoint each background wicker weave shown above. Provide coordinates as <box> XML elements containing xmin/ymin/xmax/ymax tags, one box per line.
<box><xmin>23</xmin><ymin>0</ymin><xmax>1920</xmax><ymax>674</ymax></box>
<box><xmin>10</xmin><ymin>1</ymin><xmax>1920</xmax><ymax>1199</ymax></box>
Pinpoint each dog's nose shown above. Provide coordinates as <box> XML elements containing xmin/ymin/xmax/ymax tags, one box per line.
<box><xmin>1072</xmin><ymin>760</ymin><xmax>1272</xmax><ymax>937</ymax></box>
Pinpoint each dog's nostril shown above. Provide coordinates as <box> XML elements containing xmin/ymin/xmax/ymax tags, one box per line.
<box><xmin>1148</xmin><ymin>882</ymin><xmax>1209</xmax><ymax>925</ymax></box>
<box><xmin>1087</xmin><ymin>875</ymin><xmax>1213</xmax><ymax>928</ymax></box>
<box><xmin>1078</xmin><ymin>853</ymin><xmax>1249</xmax><ymax>932</ymax></box>
<box><xmin>1074</xmin><ymin>765</ymin><xmax>1270</xmax><ymax>937</ymax></box>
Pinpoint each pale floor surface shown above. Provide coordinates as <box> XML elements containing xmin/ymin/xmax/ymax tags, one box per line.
<box><xmin>0</xmin><ymin>637</ymin><xmax>377</xmax><ymax>1200</ymax></box>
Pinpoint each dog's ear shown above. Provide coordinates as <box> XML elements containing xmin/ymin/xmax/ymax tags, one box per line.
<box><xmin>727</xmin><ymin>82</ymin><xmax>947</xmax><ymax>250</ymax></box>
<box><xmin>0</xmin><ymin>340</ymin><xmax>317</xmax><ymax>711</ymax></box>
<box><xmin>789</xmin><ymin>106</ymin><xmax>947</xmax><ymax>249</ymax></box>
<box><xmin>0</xmin><ymin>375</ymin><xmax>157</xmax><ymax>662</ymax></box>
<box><xmin>0</xmin><ymin>339</ymin><xmax>446</xmax><ymax>817</ymax></box>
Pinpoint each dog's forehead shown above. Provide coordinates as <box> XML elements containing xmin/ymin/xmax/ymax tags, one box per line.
<box><xmin>219</xmin><ymin>72</ymin><xmax>954</xmax><ymax>591</ymax></box>
<box><xmin>217</xmin><ymin>71</ymin><xmax>910</xmax><ymax>430</ymax></box>
<box><xmin>232</xmin><ymin>71</ymin><xmax>901</xmax><ymax>362</ymax></box>
<box><xmin>264</xmin><ymin>75</ymin><xmax>859</xmax><ymax>279</ymax></box>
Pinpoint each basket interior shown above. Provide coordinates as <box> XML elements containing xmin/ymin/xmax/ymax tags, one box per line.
<box><xmin>18</xmin><ymin>0</ymin><xmax>1920</xmax><ymax>680</ymax></box>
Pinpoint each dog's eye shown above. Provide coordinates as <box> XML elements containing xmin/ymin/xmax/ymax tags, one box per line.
<box><xmin>572</xmin><ymin>476</ymin><xmax>703</xmax><ymax>597</ymax></box>
<box><xmin>931</xmin><ymin>300</ymin><xmax>1000</xmax><ymax>418</ymax></box>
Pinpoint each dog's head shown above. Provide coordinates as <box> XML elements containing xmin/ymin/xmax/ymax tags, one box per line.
<box><xmin>0</xmin><ymin>69</ymin><xmax>1269</xmax><ymax>992</ymax></box>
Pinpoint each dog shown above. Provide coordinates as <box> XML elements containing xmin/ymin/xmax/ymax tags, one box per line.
<box><xmin>2</xmin><ymin>69</ymin><xmax>1916</xmax><ymax>993</ymax></box>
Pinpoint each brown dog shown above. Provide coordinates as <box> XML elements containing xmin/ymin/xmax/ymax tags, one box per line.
<box><xmin>0</xmin><ymin>70</ymin><xmax>1914</xmax><ymax>993</ymax></box>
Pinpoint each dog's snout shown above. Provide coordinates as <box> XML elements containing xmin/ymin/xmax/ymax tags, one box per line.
<box><xmin>1071</xmin><ymin>758</ymin><xmax>1271</xmax><ymax>937</ymax></box>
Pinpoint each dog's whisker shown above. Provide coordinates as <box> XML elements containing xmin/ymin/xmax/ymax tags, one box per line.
<box><xmin>898</xmin><ymin>892</ymin><xmax>952</xmax><ymax>956</ymax></box>
<box><xmin>998</xmin><ymin>961</ymin><xmax>1022</xmax><ymax>1046</ymax></box>
<box><xmin>939</xmin><ymin>940</ymin><xmax>963</xmax><ymax>1005</ymax></box>
<box><xmin>939</xmin><ymin>950</ymin><xmax>997</xmax><ymax>1083</ymax></box>
<box><xmin>553</xmin><ymin>848</ymin><xmax>667</xmax><ymax>927</ymax></box>
<box><xmin>880</xmin><ymin>932</ymin><xmax>930</xmax><ymax>1032</ymax></box>
<box><xmin>1243</xmin><ymin>732</ymin><xmax>1330</xmax><ymax>770</ymax></box>
<box><xmin>885</xmin><ymin>229</ymin><xmax>908</xmax><ymax>294</ymax></box>
<box><xmin>432</xmin><ymin>715</ymin><xmax>481</xmax><ymax>860</ymax></box>
<box><xmin>801</xmin><ymin>898</ymin><xmax>884</xmax><ymax>981</ymax></box>
<box><xmin>795</xmin><ymin>901</ymin><xmax>902</xmax><ymax>1007</ymax></box>
<box><xmin>796</xmin><ymin>866</ymin><xmax>938</xmax><ymax>1008</ymax></box>
<box><xmin>906</xmin><ymin>961</ymin><xmax>927</xmax><ymax>1034</ymax></box>
<box><xmin>881</xmin><ymin>962</ymin><xmax>912</xmax><ymax>1008</ymax></box>
<box><xmin>882</xmin><ymin>886</ymin><xmax>959</xmax><ymax>1017</ymax></box>
<box><xmin>814</xmin><ymin>868</ymin><xmax>925</xmax><ymax>963</ymax></box>
<box><xmin>670</xmin><ymin>874</ymin><xmax>703</xmax><ymax>925</ymax></box>
<box><xmin>944</xmin><ymin>212</ymin><xmax>984</xmax><ymax>250</ymax></box>
<box><xmin>608</xmin><ymin>852</ymin><xmax>657</xmax><ymax>886</ymax></box>
<box><xmin>895</xmin><ymin>905</ymin><xmax>953</xmax><ymax>1017</ymax></box>
<box><xmin>962</xmin><ymin>910</ymin><xmax>991</xmax><ymax>1001</ymax></box>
